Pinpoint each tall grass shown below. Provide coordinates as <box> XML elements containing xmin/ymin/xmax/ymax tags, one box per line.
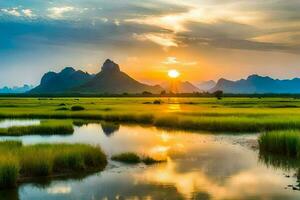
<box><xmin>259</xmin><ymin>130</ymin><xmax>300</xmax><ymax>157</ymax></box>
<box><xmin>0</xmin><ymin>120</ymin><xmax>74</xmax><ymax>136</ymax></box>
<box><xmin>0</xmin><ymin>141</ymin><xmax>107</xmax><ymax>188</ymax></box>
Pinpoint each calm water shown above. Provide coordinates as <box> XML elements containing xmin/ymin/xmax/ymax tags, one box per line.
<box><xmin>1</xmin><ymin>120</ymin><xmax>300</xmax><ymax>200</ymax></box>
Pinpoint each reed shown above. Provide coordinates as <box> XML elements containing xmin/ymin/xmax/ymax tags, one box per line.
<box><xmin>0</xmin><ymin>141</ymin><xmax>107</xmax><ymax>188</ymax></box>
<box><xmin>259</xmin><ymin>130</ymin><xmax>300</xmax><ymax>157</ymax></box>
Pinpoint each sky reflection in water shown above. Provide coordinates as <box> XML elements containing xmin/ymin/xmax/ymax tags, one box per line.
<box><xmin>0</xmin><ymin>120</ymin><xmax>300</xmax><ymax>200</ymax></box>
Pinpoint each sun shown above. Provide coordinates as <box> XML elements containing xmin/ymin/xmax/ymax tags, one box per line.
<box><xmin>168</xmin><ymin>69</ymin><xmax>180</xmax><ymax>78</ymax></box>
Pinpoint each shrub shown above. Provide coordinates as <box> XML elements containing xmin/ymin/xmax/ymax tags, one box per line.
<box><xmin>71</xmin><ymin>106</ymin><xmax>85</xmax><ymax>111</ymax></box>
<box><xmin>153</xmin><ymin>100</ymin><xmax>162</xmax><ymax>104</ymax></box>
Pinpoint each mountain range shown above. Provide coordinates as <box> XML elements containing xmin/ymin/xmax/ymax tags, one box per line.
<box><xmin>6</xmin><ymin>60</ymin><xmax>300</xmax><ymax>95</ymax></box>
<box><xmin>197</xmin><ymin>80</ymin><xmax>216</xmax><ymax>91</ymax></box>
<box><xmin>30</xmin><ymin>59</ymin><xmax>164</xmax><ymax>94</ymax></box>
<box><xmin>211</xmin><ymin>75</ymin><xmax>300</xmax><ymax>94</ymax></box>
<box><xmin>0</xmin><ymin>85</ymin><xmax>33</xmax><ymax>94</ymax></box>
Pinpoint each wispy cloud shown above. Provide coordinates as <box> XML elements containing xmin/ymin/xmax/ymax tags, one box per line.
<box><xmin>47</xmin><ymin>6</ymin><xmax>75</xmax><ymax>19</ymax></box>
<box><xmin>162</xmin><ymin>57</ymin><xmax>197</xmax><ymax>66</ymax></box>
<box><xmin>1</xmin><ymin>8</ymin><xmax>35</xmax><ymax>18</ymax></box>
<box><xmin>133</xmin><ymin>33</ymin><xmax>178</xmax><ymax>48</ymax></box>
<box><xmin>1</xmin><ymin>8</ymin><xmax>21</xmax><ymax>17</ymax></box>
<box><xmin>22</xmin><ymin>9</ymin><xmax>35</xmax><ymax>17</ymax></box>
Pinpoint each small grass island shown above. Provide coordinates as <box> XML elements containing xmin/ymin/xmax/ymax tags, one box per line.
<box><xmin>0</xmin><ymin>141</ymin><xmax>107</xmax><ymax>188</ymax></box>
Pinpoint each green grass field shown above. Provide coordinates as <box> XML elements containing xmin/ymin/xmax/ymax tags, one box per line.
<box><xmin>0</xmin><ymin>141</ymin><xmax>107</xmax><ymax>188</ymax></box>
<box><xmin>1</xmin><ymin>97</ymin><xmax>300</xmax><ymax>132</ymax></box>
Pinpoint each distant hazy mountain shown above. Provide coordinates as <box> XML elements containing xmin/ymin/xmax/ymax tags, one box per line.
<box><xmin>198</xmin><ymin>80</ymin><xmax>216</xmax><ymax>91</ymax></box>
<box><xmin>74</xmin><ymin>59</ymin><xmax>163</xmax><ymax>94</ymax></box>
<box><xmin>161</xmin><ymin>81</ymin><xmax>201</xmax><ymax>93</ymax></box>
<box><xmin>0</xmin><ymin>84</ymin><xmax>33</xmax><ymax>94</ymax></box>
<box><xmin>211</xmin><ymin>74</ymin><xmax>300</xmax><ymax>94</ymax></box>
<box><xmin>29</xmin><ymin>67</ymin><xmax>93</xmax><ymax>94</ymax></box>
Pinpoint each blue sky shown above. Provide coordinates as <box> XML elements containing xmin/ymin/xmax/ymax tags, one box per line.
<box><xmin>1</xmin><ymin>0</ymin><xmax>300</xmax><ymax>87</ymax></box>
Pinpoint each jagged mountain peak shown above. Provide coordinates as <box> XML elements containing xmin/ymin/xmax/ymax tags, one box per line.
<box><xmin>60</xmin><ymin>67</ymin><xmax>76</xmax><ymax>75</ymax></box>
<box><xmin>101</xmin><ymin>59</ymin><xmax>120</xmax><ymax>73</ymax></box>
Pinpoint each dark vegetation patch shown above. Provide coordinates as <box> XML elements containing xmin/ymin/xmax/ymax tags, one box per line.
<box><xmin>153</xmin><ymin>100</ymin><xmax>163</xmax><ymax>104</ymax></box>
<box><xmin>71</xmin><ymin>106</ymin><xmax>85</xmax><ymax>111</ymax></box>
<box><xmin>111</xmin><ymin>152</ymin><xmax>166</xmax><ymax>165</ymax></box>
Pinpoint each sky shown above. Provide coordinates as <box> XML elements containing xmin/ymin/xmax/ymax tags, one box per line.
<box><xmin>1</xmin><ymin>0</ymin><xmax>300</xmax><ymax>87</ymax></box>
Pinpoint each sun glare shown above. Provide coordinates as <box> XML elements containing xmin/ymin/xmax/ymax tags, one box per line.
<box><xmin>168</xmin><ymin>69</ymin><xmax>180</xmax><ymax>78</ymax></box>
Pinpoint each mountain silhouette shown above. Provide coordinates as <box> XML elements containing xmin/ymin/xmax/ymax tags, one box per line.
<box><xmin>73</xmin><ymin>59</ymin><xmax>163</xmax><ymax>94</ymax></box>
<box><xmin>198</xmin><ymin>80</ymin><xmax>216</xmax><ymax>91</ymax></box>
<box><xmin>161</xmin><ymin>81</ymin><xmax>201</xmax><ymax>93</ymax></box>
<box><xmin>211</xmin><ymin>74</ymin><xmax>300</xmax><ymax>94</ymax></box>
<box><xmin>0</xmin><ymin>84</ymin><xmax>33</xmax><ymax>94</ymax></box>
<box><xmin>29</xmin><ymin>67</ymin><xmax>94</xmax><ymax>94</ymax></box>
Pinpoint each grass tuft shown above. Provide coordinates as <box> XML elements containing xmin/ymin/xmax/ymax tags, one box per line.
<box><xmin>0</xmin><ymin>141</ymin><xmax>107</xmax><ymax>188</ymax></box>
<box><xmin>259</xmin><ymin>130</ymin><xmax>300</xmax><ymax>157</ymax></box>
<box><xmin>111</xmin><ymin>153</ymin><xmax>140</xmax><ymax>164</ymax></box>
<box><xmin>111</xmin><ymin>152</ymin><xmax>166</xmax><ymax>165</ymax></box>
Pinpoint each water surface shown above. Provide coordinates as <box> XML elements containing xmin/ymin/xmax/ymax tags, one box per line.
<box><xmin>0</xmin><ymin>120</ymin><xmax>300</xmax><ymax>200</ymax></box>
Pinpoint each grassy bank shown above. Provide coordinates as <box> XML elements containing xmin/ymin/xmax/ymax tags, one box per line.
<box><xmin>0</xmin><ymin>120</ymin><xmax>74</xmax><ymax>136</ymax></box>
<box><xmin>0</xmin><ymin>141</ymin><xmax>107</xmax><ymax>188</ymax></box>
<box><xmin>259</xmin><ymin>130</ymin><xmax>300</xmax><ymax>157</ymax></box>
<box><xmin>1</xmin><ymin>97</ymin><xmax>300</xmax><ymax>132</ymax></box>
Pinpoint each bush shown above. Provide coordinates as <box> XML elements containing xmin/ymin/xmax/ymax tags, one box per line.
<box><xmin>71</xmin><ymin>106</ymin><xmax>85</xmax><ymax>111</ymax></box>
<box><xmin>153</xmin><ymin>100</ymin><xmax>162</xmax><ymax>104</ymax></box>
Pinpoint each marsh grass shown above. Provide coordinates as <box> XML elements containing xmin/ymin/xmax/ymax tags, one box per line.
<box><xmin>0</xmin><ymin>120</ymin><xmax>74</xmax><ymax>136</ymax></box>
<box><xmin>111</xmin><ymin>153</ymin><xmax>166</xmax><ymax>165</ymax></box>
<box><xmin>155</xmin><ymin>115</ymin><xmax>300</xmax><ymax>132</ymax></box>
<box><xmin>111</xmin><ymin>153</ymin><xmax>140</xmax><ymax>164</ymax></box>
<box><xmin>259</xmin><ymin>130</ymin><xmax>300</xmax><ymax>157</ymax></box>
<box><xmin>0</xmin><ymin>141</ymin><xmax>107</xmax><ymax>188</ymax></box>
<box><xmin>2</xmin><ymin>97</ymin><xmax>300</xmax><ymax>132</ymax></box>
<box><xmin>141</xmin><ymin>156</ymin><xmax>166</xmax><ymax>165</ymax></box>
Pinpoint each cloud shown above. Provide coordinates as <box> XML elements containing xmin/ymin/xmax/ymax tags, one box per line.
<box><xmin>133</xmin><ymin>33</ymin><xmax>178</xmax><ymax>48</ymax></box>
<box><xmin>22</xmin><ymin>9</ymin><xmax>35</xmax><ymax>17</ymax></box>
<box><xmin>162</xmin><ymin>57</ymin><xmax>197</xmax><ymax>66</ymax></box>
<box><xmin>48</xmin><ymin>6</ymin><xmax>75</xmax><ymax>19</ymax></box>
<box><xmin>114</xmin><ymin>19</ymin><xmax>120</xmax><ymax>26</ymax></box>
<box><xmin>1</xmin><ymin>8</ymin><xmax>21</xmax><ymax>17</ymax></box>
